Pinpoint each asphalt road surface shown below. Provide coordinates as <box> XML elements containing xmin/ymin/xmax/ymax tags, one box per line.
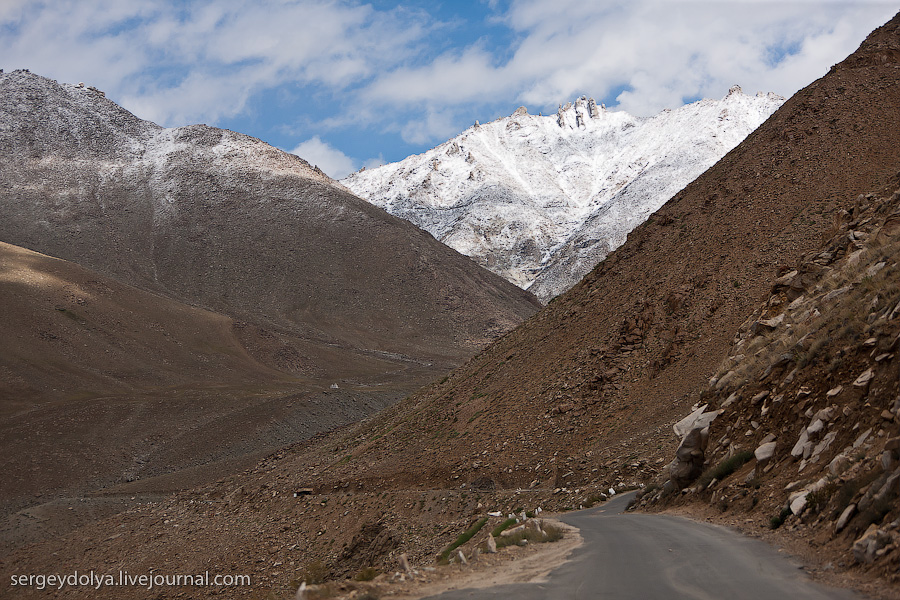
<box><xmin>423</xmin><ymin>492</ymin><xmax>860</xmax><ymax>600</ymax></box>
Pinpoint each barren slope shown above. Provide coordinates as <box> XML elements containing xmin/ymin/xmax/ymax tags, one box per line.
<box><xmin>0</xmin><ymin>72</ymin><xmax>540</xmax><ymax>552</ymax></box>
<box><xmin>639</xmin><ymin>182</ymin><xmax>900</xmax><ymax>588</ymax></box>
<box><xmin>0</xmin><ymin>240</ymin><xmax>445</xmax><ymax>551</ymax></box>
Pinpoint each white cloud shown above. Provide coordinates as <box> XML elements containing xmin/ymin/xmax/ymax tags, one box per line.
<box><xmin>368</xmin><ymin>45</ymin><xmax>514</xmax><ymax>105</ymax></box>
<box><xmin>1</xmin><ymin>0</ymin><xmax>897</xmax><ymax>155</ymax></box>
<box><xmin>0</xmin><ymin>0</ymin><xmax>432</xmax><ymax>126</ymax></box>
<box><xmin>290</xmin><ymin>136</ymin><xmax>357</xmax><ymax>179</ymax></box>
<box><xmin>361</xmin><ymin>0</ymin><xmax>899</xmax><ymax>125</ymax></box>
<box><xmin>362</xmin><ymin>154</ymin><xmax>386</xmax><ymax>170</ymax></box>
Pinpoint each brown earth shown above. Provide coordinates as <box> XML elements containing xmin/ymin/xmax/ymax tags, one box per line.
<box><xmin>0</xmin><ymin>240</ymin><xmax>452</xmax><ymax>552</ymax></box>
<box><xmin>3</xmin><ymin>10</ymin><xmax>900</xmax><ymax>600</ymax></box>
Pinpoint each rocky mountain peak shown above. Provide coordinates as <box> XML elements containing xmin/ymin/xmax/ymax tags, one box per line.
<box><xmin>343</xmin><ymin>88</ymin><xmax>783</xmax><ymax>301</ymax></box>
<box><xmin>0</xmin><ymin>70</ymin><xmax>159</xmax><ymax>160</ymax></box>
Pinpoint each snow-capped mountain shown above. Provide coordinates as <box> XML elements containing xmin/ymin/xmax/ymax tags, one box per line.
<box><xmin>342</xmin><ymin>86</ymin><xmax>783</xmax><ymax>301</ymax></box>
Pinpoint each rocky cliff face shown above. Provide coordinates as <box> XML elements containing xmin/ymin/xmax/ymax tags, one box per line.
<box><xmin>343</xmin><ymin>87</ymin><xmax>783</xmax><ymax>301</ymax></box>
<box><xmin>644</xmin><ymin>184</ymin><xmax>900</xmax><ymax>578</ymax></box>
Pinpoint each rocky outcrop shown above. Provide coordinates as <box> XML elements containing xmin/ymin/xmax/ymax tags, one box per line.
<box><xmin>666</xmin><ymin>405</ymin><xmax>721</xmax><ymax>490</ymax></box>
<box><xmin>643</xmin><ymin>184</ymin><xmax>900</xmax><ymax>575</ymax></box>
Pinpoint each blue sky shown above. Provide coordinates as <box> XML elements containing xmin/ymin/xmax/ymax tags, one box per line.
<box><xmin>1</xmin><ymin>1</ymin><xmax>897</xmax><ymax>178</ymax></box>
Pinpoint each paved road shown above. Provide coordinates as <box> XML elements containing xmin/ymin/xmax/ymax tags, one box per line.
<box><xmin>424</xmin><ymin>492</ymin><xmax>859</xmax><ymax>600</ymax></box>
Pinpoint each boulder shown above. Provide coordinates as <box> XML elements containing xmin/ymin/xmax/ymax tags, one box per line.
<box><xmin>853</xmin><ymin>368</ymin><xmax>875</xmax><ymax>388</ymax></box>
<box><xmin>789</xmin><ymin>478</ymin><xmax>828</xmax><ymax>515</ymax></box>
<box><xmin>807</xmin><ymin>419</ymin><xmax>825</xmax><ymax>437</ymax></box>
<box><xmin>721</xmin><ymin>391</ymin><xmax>741</xmax><ymax>408</ymax></box>
<box><xmin>835</xmin><ymin>504</ymin><xmax>856</xmax><ymax>534</ymax></box>
<box><xmin>752</xmin><ymin>314</ymin><xmax>784</xmax><ymax>334</ymax></box>
<box><xmin>673</xmin><ymin>405</ymin><xmax>721</xmax><ymax>438</ymax></box>
<box><xmin>751</xmin><ymin>391</ymin><xmax>770</xmax><ymax>404</ymax></box>
<box><xmin>853</xmin><ymin>428</ymin><xmax>873</xmax><ymax>449</ymax></box>
<box><xmin>857</xmin><ymin>471</ymin><xmax>899</xmax><ymax>514</ymax></box>
<box><xmin>500</xmin><ymin>524</ymin><xmax>526</xmax><ymax>537</ymax></box>
<box><xmin>791</xmin><ymin>428</ymin><xmax>810</xmax><ymax>459</ymax></box>
<box><xmin>810</xmin><ymin>431</ymin><xmax>838</xmax><ymax>461</ymax></box>
<box><xmin>754</xmin><ymin>441</ymin><xmax>777</xmax><ymax>468</ymax></box>
<box><xmin>715</xmin><ymin>371</ymin><xmax>736</xmax><ymax>391</ymax></box>
<box><xmin>852</xmin><ymin>525</ymin><xmax>891</xmax><ymax>564</ymax></box>
<box><xmin>669</xmin><ymin>427</ymin><xmax>708</xmax><ymax>488</ymax></box>
<box><xmin>790</xmin><ymin>492</ymin><xmax>808</xmax><ymax>515</ymax></box>
<box><xmin>813</xmin><ymin>406</ymin><xmax>837</xmax><ymax>422</ymax></box>
<box><xmin>829</xmin><ymin>453</ymin><xmax>852</xmax><ymax>477</ymax></box>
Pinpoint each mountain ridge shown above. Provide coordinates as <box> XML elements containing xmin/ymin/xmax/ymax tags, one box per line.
<box><xmin>343</xmin><ymin>86</ymin><xmax>783</xmax><ymax>301</ymax></box>
<box><xmin>4</xmin><ymin>10</ymin><xmax>900</xmax><ymax>597</ymax></box>
<box><xmin>0</xmin><ymin>69</ymin><xmax>541</xmax><ymax>361</ymax></box>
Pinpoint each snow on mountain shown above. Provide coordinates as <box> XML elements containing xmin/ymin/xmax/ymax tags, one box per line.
<box><xmin>342</xmin><ymin>87</ymin><xmax>784</xmax><ymax>301</ymax></box>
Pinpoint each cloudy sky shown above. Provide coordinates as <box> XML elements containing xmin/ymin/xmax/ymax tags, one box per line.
<box><xmin>1</xmin><ymin>1</ymin><xmax>896</xmax><ymax>178</ymax></box>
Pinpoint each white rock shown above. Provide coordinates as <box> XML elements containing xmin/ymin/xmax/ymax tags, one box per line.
<box><xmin>813</xmin><ymin>406</ymin><xmax>837</xmax><ymax>422</ymax></box>
<box><xmin>829</xmin><ymin>454</ymin><xmax>851</xmax><ymax>477</ymax></box>
<box><xmin>755</xmin><ymin>441</ymin><xmax>777</xmax><ymax>465</ymax></box>
<box><xmin>790</xmin><ymin>493</ymin><xmax>808</xmax><ymax>515</ymax></box>
<box><xmin>835</xmin><ymin>504</ymin><xmax>856</xmax><ymax>533</ymax></box>
<box><xmin>807</xmin><ymin>419</ymin><xmax>825</xmax><ymax>436</ymax></box>
<box><xmin>721</xmin><ymin>391</ymin><xmax>740</xmax><ymax>408</ymax></box>
<box><xmin>853</xmin><ymin>428</ymin><xmax>873</xmax><ymax>449</ymax></box>
<box><xmin>673</xmin><ymin>405</ymin><xmax>708</xmax><ymax>438</ymax></box>
<box><xmin>810</xmin><ymin>431</ymin><xmax>837</xmax><ymax>461</ymax></box>
<box><xmin>791</xmin><ymin>428</ymin><xmax>810</xmax><ymax>459</ymax></box>
<box><xmin>853</xmin><ymin>369</ymin><xmax>875</xmax><ymax>387</ymax></box>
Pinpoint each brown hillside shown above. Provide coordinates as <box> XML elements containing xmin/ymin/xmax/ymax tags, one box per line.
<box><xmin>3</xmin><ymin>12</ymin><xmax>900</xmax><ymax>600</ymax></box>
<box><xmin>638</xmin><ymin>182</ymin><xmax>900</xmax><ymax>591</ymax></box>
<box><xmin>0</xmin><ymin>72</ymin><xmax>540</xmax><ymax>552</ymax></box>
<box><xmin>0</xmin><ymin>241</ymin><xmax>450</xmax><ymax>552</ymax></box>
